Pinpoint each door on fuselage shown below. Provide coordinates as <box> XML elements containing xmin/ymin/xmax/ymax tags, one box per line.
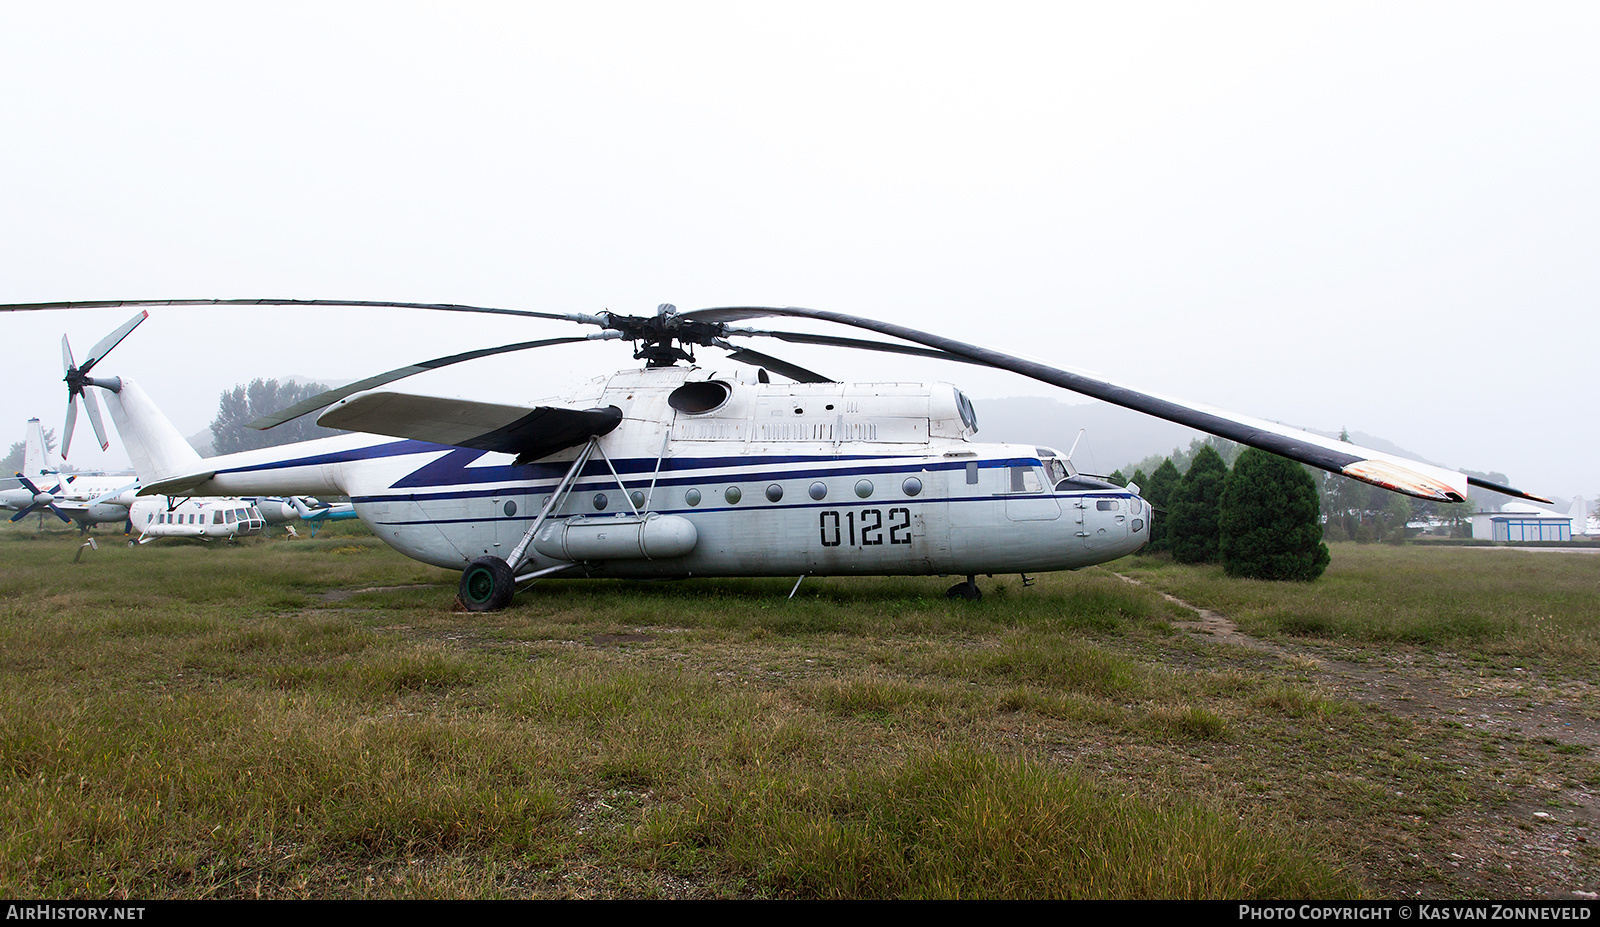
<box><xmin>1003</xmin><ymin>462</ymin><xmax>1061</xmax><ymax>522</ymax></box>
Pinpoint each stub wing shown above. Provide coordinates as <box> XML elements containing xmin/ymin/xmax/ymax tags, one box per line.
<box><xmin>317</xmin><ymin>391</ymin><xmax>623</xmax><ymax>462</ymax></box>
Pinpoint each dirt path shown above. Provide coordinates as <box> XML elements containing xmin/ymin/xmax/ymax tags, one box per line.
<box><xmin>1113</xmin><ymin>572</ymin><xmax>1600</xmax><ymax>901</ymax></box>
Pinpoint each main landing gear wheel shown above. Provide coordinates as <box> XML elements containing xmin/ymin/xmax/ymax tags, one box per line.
<box><xmin>946</xmin><ymin>575</ymin><xmax>982</xmax><ymax>601</ymax></box>
<box><xmin>459</xmin><ymin>556</ymin><xmax>516</xmax><ymax>612</ymax></box>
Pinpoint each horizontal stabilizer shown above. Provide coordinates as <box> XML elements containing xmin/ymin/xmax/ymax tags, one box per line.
<box><xmin>317</xmin><ymin>392</ymin><xmax>623</xmax><ymax>462</ymax></box>
<box><xmin>139</xmin><ymin>471</ymin><xmax>218</xmax><ymax>497</ymax></box>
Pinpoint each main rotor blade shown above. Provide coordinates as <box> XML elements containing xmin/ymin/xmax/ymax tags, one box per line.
<box><xmin>730</xmin><ymin>328</ymin><xmax>985</xmax><ymax>366</ymax></box>
<box><xmin>686</xmin><ymin>305</ymin><xmax>1548</xmax><ymax>504</ymax></box>
<box><xmin>248</xmin><ymin>335</ymin><xmax>608</xmax><ymax>429</ymax></box>
<box><xmin>81</xmin><ymin>311</ymin><xmax>149</xmax><ymax>373</ymax></box>
<box><xmin>0</xmin><ymin>298</ymin><xmax>606</xmax><ymax>327</ymax></box>
<box><xmin>716</xmin><ymin>345</ymin><xmax>833</xmax><ymax>384</ymax></box>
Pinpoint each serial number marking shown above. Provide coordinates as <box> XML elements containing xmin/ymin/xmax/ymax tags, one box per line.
<box><xmin>819</xmin><ymin>508</ymin><xmax>912</xmax><ymax>547</ymax></box>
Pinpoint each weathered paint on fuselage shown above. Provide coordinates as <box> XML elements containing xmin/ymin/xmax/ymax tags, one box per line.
<box><xmin>116</xmin><ymin>367</ymin><xmax>1149</xmax><ymax>576</ymax></box>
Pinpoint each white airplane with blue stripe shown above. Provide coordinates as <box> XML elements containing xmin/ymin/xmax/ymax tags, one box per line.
<box><xmin>4</xmin><ymin>299</ymin><xmax>1549</xmax><ymax>610</ymax></box>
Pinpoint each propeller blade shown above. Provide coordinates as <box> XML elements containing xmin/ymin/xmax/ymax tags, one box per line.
<box><xmin>247</xmin><ymin>335</ymin><xmax>611</xmax><ymax>429</ymax></box>
<box><xmin>6</xmin><ymin>474</ymin><xmax>70</xmax><ymax>524</ymax></box>
<box><xmin>686</xmin><ymin>305</ymin><xmax>1549</xmax><ymax>504</ymax></box>
<box><xmin>716</xmin><ymin>345</ymin><xmax>833</xmax><ymax>384</ymax></box>
<box><xmin>61</xmin><ymin>333</ymin><xmax>76</xmax><ymax>376</ymax></box>
<box><xmin>0</xmin><ymin>298</ymin><xmax>605</xmax><ymax>327</ymax></box>
<box><xmin>81</xmin><ymin>388</ymin><xmax>111</xmax><ymax>452</ymax></box>
<box><xmin>62</xmin><ymin>395</ymin><xmax>79</xmax><ymax>461</ymax></box>
<box><xmin>81</xmin><ymin>311</ymin><xmax>149</xmax><ymax>374</ymax></box>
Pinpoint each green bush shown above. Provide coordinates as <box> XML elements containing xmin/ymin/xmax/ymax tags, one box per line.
<box><xmin>1218</xmin><ymin>448</ymin><xmax>1330</xmax><ymax>582</ymax></box>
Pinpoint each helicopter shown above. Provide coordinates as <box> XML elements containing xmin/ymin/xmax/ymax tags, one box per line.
<box><xmin>1</xmin><ymin>299</ymin><xmax>1548</xmax><ymax>610</ymax></box>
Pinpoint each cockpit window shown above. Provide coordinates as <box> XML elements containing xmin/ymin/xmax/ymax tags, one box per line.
<box><xmin>1041</xmin><ymin>456</ymin><xmax>1077</xmax><ymax>488</ymax></box>
<box><xmin>1009</xmin><ymin>466</ymin><xmax>1043</xmax><ymax>493</ymax></box>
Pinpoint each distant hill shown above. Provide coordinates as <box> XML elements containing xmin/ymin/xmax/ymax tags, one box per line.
<box><xmin>970</xmin><ymin>396</ymin><xmax>1205</xmax><ymax>478</ymax></box>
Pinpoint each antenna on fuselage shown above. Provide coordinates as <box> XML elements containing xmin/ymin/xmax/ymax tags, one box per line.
<box><xmin>1065</xmin><ymin>428</ymin><xmax>1086</xmax><ymax>462</ymax></box>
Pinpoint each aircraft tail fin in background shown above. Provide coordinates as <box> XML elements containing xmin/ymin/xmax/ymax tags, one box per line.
<box><xmin>22</xmin><ymin>418</ymin><xmax>56</xmax><ymax>479</ymax></box>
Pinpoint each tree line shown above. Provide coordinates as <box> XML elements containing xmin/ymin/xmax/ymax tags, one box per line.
<box><xmin>1111</xmin><ymin>439</ymin><xmax>1331</xmax><ymax>582</ymax></box>
<box><xmin>1121</xmin><ymin>433</ymin><xmax>1480</xmax><ymax>545</ymax></box>
<box><xmin>207</xmin><ymin>379</ymin><xmax>342</xmax><ymax>456</ymax></box>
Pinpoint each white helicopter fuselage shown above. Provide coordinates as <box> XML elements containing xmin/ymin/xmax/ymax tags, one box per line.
<box><xmin>129</xmin><ymin>496</ymin><xmax>266</xmax><ymax>543</ymax></box>
<box><xmin>103</xmin><ymin>366</ymin><xmax>1149</xmax><ymax>580</ymax></box>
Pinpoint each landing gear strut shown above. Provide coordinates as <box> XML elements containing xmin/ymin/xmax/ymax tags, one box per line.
<box><xmin>945</xmin><ymin>574</ymin><xmax>982</xmax><ymax>601</ymax></box>
<box><xmin>459</xmin><ymin>556</ymin><xmax>516</xmax><ymax>612</ymax></box>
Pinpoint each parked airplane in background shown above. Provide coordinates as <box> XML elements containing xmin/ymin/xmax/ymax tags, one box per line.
<box><xmin>2</xmin><ymin>299</ymin><xmax>1548</xmax><ymax>611</ymax></box>
<box><xmin>3</xmin><ymin>416</ymin><xmax>344</xmax><ymax>541</ymax></box>
<box><xmin>3</xmin><ymin>418</ymin><xmax>137</xmax><ymax>529</ymax></box>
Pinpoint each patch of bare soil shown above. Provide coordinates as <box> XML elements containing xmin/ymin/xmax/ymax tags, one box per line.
<box><xmin>1115</xmin><ymin>573</ymin><xmax>1600</xmax><ymax>901</ymax></box>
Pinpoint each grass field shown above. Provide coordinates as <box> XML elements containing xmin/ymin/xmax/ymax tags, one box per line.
<box><xmin>0</xmin><ymin>521</ymin><xmax>1595</xmax><ymax>899</ymax></box>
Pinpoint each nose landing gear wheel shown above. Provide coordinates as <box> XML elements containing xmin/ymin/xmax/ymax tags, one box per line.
<box><xmin>460</xmin><ymin>556</ymin><xmax>516</xmax><ymax>612</ymax></box>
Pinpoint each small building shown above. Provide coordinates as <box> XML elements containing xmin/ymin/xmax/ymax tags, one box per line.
<box><xmin>1469</xmin><ymin>503</ymin><xmax>1574</xmax><ymax>543</ymax></box>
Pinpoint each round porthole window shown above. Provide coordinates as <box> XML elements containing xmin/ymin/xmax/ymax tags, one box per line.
<box><xmin>631</xmin><ymin>490</ymin><xmax>646</xmax><ymax>509</ymax></box>
<box><xmin>725</xmin><ymin>486</ymin><xmax>742</xmax><ymax>504</ymax></box>
<box><xmin>593</xmin><ymin>493</ymin><xmax>608</xmax><ymax>511</ymax></box>
<box><xmin>766</xmin><ymin>484</ymin><xmax>783</xmax><ymax>502</ymax></box>
<box><xmin>855</xmin><ymin>479</ymin><xmax>873</xmax><ymax>499</ymax></box>
<box><xmin>503</xmin><ymin>500</ymin><xmax>518</xmax><ymax>517</ymax></box>
<box><xmin>809</xmin><ymin>481</ymin><xmax>827</xmax><ymax>501</ymax></box>
<box><xmin>902</xmin><ymin>477</ymin><xmax>922</xmax><ymax>497</ymax></box>
<box><xmin>685</xmin><ymin>489</ymin><xmax>702</xmax><ymax>507</ymax></box>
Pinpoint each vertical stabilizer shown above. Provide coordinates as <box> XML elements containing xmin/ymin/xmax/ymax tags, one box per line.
<box><xmin>22</xmin><ymin>419</ymin><xmax>56</xmax><ymax>478</ymax></box>
<box><xmin>1571</xmin><ymin>496</ymin><xmax>1595</xmax><ymax>536</ymax></box>
<box><xmin>100</xmin><ymin>378</ymin><xmax>205</xmax><ymax>482</ymax></box>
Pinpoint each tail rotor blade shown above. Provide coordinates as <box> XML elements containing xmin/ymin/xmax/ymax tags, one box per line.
<box><xmin>62</xmin><ymin>396</ymin><xmax>79</xmax><ymax>461</ymax></box>
<box><xmin>82</xmin><ymin>311</ymin><xmax>148</xmax><ymax>373</ymax></box>
<box><xmin>81</xmin><ymin>389</ymin><xmax>111</xmax><ymax>452</ymax></box>
<box><xmin>61</xmin><ymin>334</ymin><xmax>76</xmax><ymax>376</ymax></box>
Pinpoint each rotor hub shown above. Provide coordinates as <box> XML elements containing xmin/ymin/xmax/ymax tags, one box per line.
<box><xmin>600</xmin><ymin>307</ymin><xmax>727</xmax><ymax>368</ymax></box>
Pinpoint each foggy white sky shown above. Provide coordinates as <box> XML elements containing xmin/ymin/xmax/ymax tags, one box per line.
<box><xmin>3</xmin><ymin>2</ymin><xmax>1596</xmax><ymax>501</ymax></box>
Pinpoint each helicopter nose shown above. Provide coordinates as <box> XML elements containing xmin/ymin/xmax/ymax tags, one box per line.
<box><xmin>1082</xmin><ymin>493</ymin><xmax>1149</xmax><ymax>555</ymax></box>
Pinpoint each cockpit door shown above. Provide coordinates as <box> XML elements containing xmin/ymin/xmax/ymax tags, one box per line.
<box><xmin>1003</xmin><ymin>463</ymin><xmax>1061</xmax><ymax>522</ymax></box>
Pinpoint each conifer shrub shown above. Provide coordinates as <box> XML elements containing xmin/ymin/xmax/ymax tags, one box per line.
<box><xmin>1218</xmin><ymin>448</ymin><xmax>1331</xmax><ymax>581</ymax></box>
